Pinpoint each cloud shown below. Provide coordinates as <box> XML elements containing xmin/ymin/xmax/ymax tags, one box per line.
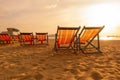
<box><xmin>45</xmin><ymin>0</ymin><xmax>60</xmax><ymax>9</ymax></box>
<box><xmin>0</xmin><ymin>0</ymin><xmax>62</xmax><ymax>19</ymax></box>
<box><xmin>0</xmin><ymin>0</ymin><xmax>120</xmax><ymax>20</ymax></box>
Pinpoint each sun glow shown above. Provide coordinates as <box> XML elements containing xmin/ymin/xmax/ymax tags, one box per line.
<box><xmin>100</xmin><ymin>36</ymin><xmax>112</xmax><ymax>40</ymax></box>
<box><xmin>84</xmin><ymin>3</ymin><xmax>120</xmax><ymax>34</ymax></box>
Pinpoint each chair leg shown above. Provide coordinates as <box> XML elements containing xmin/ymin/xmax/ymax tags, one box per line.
<box><xmin>89</xmin><ymin>43</ymin><xmax>102</xmax><ymax>53</ymax></box>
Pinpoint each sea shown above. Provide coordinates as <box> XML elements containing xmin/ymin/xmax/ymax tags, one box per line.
<box><xmin>100</xmin><ymin>36</ymin><xmax>120</xmax><ymax>40</ymax></box>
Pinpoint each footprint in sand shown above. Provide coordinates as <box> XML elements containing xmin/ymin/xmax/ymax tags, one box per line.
<box><xmin>90</xmin><ymin>71</ymin><xmax>103</xmax><ymax>80</ymax></box>
<box><xmin>64</xmin><ymin>68</ymin><xmax>80</xmax><ymax>75</ymax></box>
<box><xmin>19</xmin><ymin>73</ymin><xmax>44</xmax><ymax>80</ymax></box>
<box><xmin>34</xmin><ymin>73</ymin><xmax>44</xmax><ymax>80</ymax></box>
<box><xmin>75</xmin><ymin>76</ymin><xmax>86</xmax><ymax>80</ymax></box>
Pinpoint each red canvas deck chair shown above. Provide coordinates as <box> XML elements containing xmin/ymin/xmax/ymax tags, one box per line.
<box><xmin>13</xmin><ymin>35</ymin><xmax>19</xmax><ymax>41</ymax></box>
<box><xmin>77</xmin><ymin>26</ymin><xmax>104</xmax><ymax>53</ymax></box>
<box><xmin>19</xmin><ymin>32</ymin><xmax>34</xmax><ymax>45</ymax></box>
<box><xmin>0</xmin><ymin>34</ymin><xmax>12</xmax><ymax>44</ymax></box>
<box><xmin>54</xmin><ymin>26</ymin><xmax>80</xmax><ymax>51</ymax></box>
<box><xmin>35</xmin><ymin>32</ymin><xmax>48</xmax><ymax>45</ymax></box>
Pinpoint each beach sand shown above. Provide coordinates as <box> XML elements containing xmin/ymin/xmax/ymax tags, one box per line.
<box><xmin>0</xmin><ymin>39</ymin><xmax>120</xmax><ymax>80</ymax></box>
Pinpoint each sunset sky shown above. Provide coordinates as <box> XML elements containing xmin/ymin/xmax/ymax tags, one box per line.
<box><xmin>0</xmin><ymin>0</ymin><xmax>120</xmax><ymax>36</ymax></box>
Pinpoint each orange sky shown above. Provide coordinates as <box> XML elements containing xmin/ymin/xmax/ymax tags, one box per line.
<box><xmin>0</xmin><ymin>0</ymin><xmax>120</xmax><ymax>35</ymax></box>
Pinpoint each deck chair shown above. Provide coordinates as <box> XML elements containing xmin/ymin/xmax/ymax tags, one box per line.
<box><xmin>19</xmin><ymin>32</ymin><xmax>34</xmax><ymax>45</ymax></box>
<box><xmin>0</xmin><ymin>33</ymin><xmax>12</xmax><ymax>44</ymax></box>
<box><xmin>77</xmin><ymin>26</ymin><xmax>104</xmax><ymax>53</ymax></box>
<box><xmin>35</xmin><ymin>32</ymin><xmax>48</xmax><ymax>45</ymax></box>
<box><xmin>54</xmin><ymin>26</ymin><xmax>80</xmax><ymax>51</ymax></box>
<box><xmin>13</xmin><ymin>35</ymin><xmax>19</xmax><ymax>41</ymax></box>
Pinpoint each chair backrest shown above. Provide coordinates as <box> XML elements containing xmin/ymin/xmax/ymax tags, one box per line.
<box><xmin>20</xmin><ymin>32</ymin><xmax>33</xmax><ymax>41</ymax></box>
<box><xmin>56</xmin><ymin>26</ymin><xmax>80</xmax><ymax>46</ymax></box>
<box><xmin>36</xmin><ymin>33</ymin><xmax>48</xmax><ymax>41</ymax></box>
<box><xmin>0</xmin><ymin>34</ymin><xmax>12</xmax><ymax>41</ymax></box>
<box><xmin>79</xmin><ymin>26</ymin><xmax>104</xmax><ymax>44</ymax></box>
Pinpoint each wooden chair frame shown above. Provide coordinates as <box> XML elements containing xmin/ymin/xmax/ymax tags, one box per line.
<box><xmin>54</xmin><ymin>26</ymin><xmax>80</xmax><ymax>52</ymax></box>
<box><xmin>0</xmin><ymin>34</ymin><xmax>12</xmax><ymax>44</ymax></box>
<box><xmin>35</xmin><ymin>32</ymin><xmax>49</xmax><ymax>45</ymax></box>
<box><xmin>19</xmin><ymin>32</ymin><xmax>34</xmax><ymax>45</ymax></box>
<box><xmin>76</xmin><ymin>26</ymin><xmax>104</xmax><ymax>53</ymax></box>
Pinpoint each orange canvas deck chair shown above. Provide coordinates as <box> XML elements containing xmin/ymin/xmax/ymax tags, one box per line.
<box><xmin>19</xmin><ymin>32</ymin><xmax>34</xmax><ymax>45</ymax></box>
<box><xmin>77</xmin><ymin>26</ymin><xmax>104</xmax><ymax>53</ymax></box>
<box><xmin>35</xmin><ymin>32</ymin><xmax>48</xmax><ymax>45</ymax></box>
<box><xmin>54</xmin><ymin>26</ymin><xmax>80</xmax><ymax>51</ymax></box>
<box><xmin>0</xmin><ymin>33</ymin><xmax>12</xmax><ymax>44</ymax></box>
